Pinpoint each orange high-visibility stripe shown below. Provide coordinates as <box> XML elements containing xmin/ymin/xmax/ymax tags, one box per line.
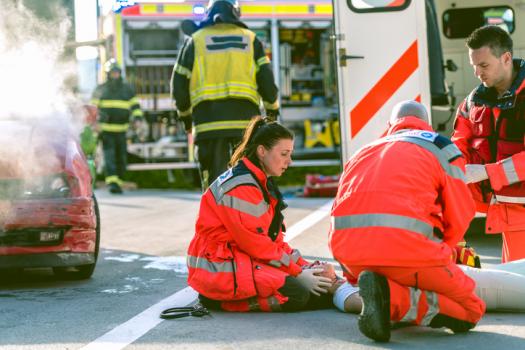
<box><xmin>350</xmin><ymin>40</ymin><xmax>419</xmax><ymax>137</ymax></box>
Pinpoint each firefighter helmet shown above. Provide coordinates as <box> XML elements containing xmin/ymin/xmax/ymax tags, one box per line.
<box><xmin>104</xmin><ymin>58</ymin><xmax>121</xmax><ymax>74</ymax></box>
<box><xmin>389</xmin><ymin>100</ymin><xmax>429</xmax><ymax>125</ymax></box>
<box><xmin>206</xmin><ymin>0</ymin><xmax>241</xmax><ymax>20</ymax></box>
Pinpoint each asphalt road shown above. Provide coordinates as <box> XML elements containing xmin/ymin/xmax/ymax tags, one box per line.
<box><xmin>1</xmin><ymin>189</ymin><xmax>524</xmax><ymax>350</ymax></box>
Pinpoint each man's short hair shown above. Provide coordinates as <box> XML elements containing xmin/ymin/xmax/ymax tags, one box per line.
<box><xmin>466</xmin><ymin>25</ymin><xmax>513</xmax><ymax>57</ymax></box>
<box><xmin>389</xmin><ymin>100</ymin><xmax>429</xmax><ymax>125</ymax></box>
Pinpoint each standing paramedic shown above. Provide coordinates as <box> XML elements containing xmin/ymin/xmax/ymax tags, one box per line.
<box><xmin>171</xmin><ymin>0</ymin><xmax>280</xmax><ymax>190</ymax></box>
<box><xmin>452</xmin><ymin>25</ymin><xmax>525</xmax><ymax>262</ymax></box>
<box><xmin>91</xmin><ymin>59</ymin><xmax>143</xmax><ymax>194</ymax></box>
<box><xmin>329</xmin><ymin>101</ymin><xmax>486</xmax><ymax>342</ymax></box>
<box><xmin>186</xmin><ymin>116</ymin><xmax>337</xmax><ymax>312</ymax></box>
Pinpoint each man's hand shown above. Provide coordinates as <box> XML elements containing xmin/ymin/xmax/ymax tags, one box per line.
<box><xmin>465</xmin><ymin>164</ymin><xmax>489</xmax><ymax>183</ymax></box>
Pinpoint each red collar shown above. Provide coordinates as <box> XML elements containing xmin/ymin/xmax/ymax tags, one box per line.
<box><xmin>241</xmin><ymin>157</ymin><xmax>268</xmax><ymax>189</ymax></box>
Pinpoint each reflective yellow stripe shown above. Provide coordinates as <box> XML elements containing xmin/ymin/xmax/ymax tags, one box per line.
<box><xmin>129</xmin><ymin>96</ymin><xmax>141</xmax><ymax>105</ymax></box>
<box><xmin>263</xmin><ymin>100</ymin><xmax>280</xmax><ymax>110</ymax></box>
<box><xmin>100</xmin><ymin>123</ymin><xmax>129</xmax><ymax>132</ymax></box>
<box><xmin>174</xmin><ymin>63</ymin><xmax>192</xmax><ymax>79</ymax></box>
<box><xmin>195</xmin><ymin>120</ymin><xmax>251</xmax><ymax>134</ymax></box>
<box><xmin>98</xmin><ymin>100</ymin><xmax>132</xmax><ymax>109</ymax></box>
<box><xmin>191</xmin><ymin>82</ymin><xmax>259</xmax><ymax>106</ymax></box>
<box><xmin>257</xmin><ymin>56</ymin><xmax>270</xmax><ymax>67</ymax></box>
<box><xmin>105</xmin><ymin>175</ymin><xmax>123</xmax><ymax>185</ymax></box>
<box><xmin>178</xmin><ymin>108</ymin><xmax>192</xmax><ymax>117</ymax></box>
<box><xmin>90</xmin><ymin>98</ymin><xmax>100</xmax><ymax>106</ymax></box>
<box><xmin>131</xmin><ymin>109</ymin><xmax>143</xmax><ymax>118</ymax></box>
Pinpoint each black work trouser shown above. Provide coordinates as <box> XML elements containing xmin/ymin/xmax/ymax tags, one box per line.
<box><xmin>199</xmin><ymin>276</ymin><xmax>334</xmax><ymax>312</ymax></box>
<box><xmin>195</xmin><ymin>137</ymin><xmax>241</xmax><ymax>190</ymax></box>
<box><xmin>101</xmin><ymin>131</ymin><xmax>127</xmax><ymax>181</ymax></box>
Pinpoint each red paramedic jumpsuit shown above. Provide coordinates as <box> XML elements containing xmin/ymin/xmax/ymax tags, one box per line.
<box><xmin>329</xmin><ymin>117</ymin><xmax>486</xmax><ymax>326</ymax></box>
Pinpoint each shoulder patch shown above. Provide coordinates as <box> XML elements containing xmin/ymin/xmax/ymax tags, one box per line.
<box><xmin>433</xmin><ymin>134</ymin><xmax>453</xmax><ymax>149</ymax></box>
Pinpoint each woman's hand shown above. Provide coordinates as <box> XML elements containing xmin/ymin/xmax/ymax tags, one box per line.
<box><xmin>296</xmin><ymin>268</ymin><xmax>333</xmax><ymax>296</ymax></box>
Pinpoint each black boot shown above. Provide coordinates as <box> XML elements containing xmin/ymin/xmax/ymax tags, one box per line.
<box><xmin>109</xmin><ymin>182</ymin><xmax>123</xmax><ymax>194</ymax></box>
<box><xmin>357</xmin><ymin>271</ymin><xmax>391</xmax><ymax>342</ymax></box>
<box><xmin>429</xmin><ymin>314</ymin><xmax>476</xmax><ymax>333</ymax></box>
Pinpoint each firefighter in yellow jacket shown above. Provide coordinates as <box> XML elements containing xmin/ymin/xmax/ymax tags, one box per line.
<box><xmin>171</xmin><ymin>0</ymin><xmax>280</xmax><ymax>190</ymax></box>
<box><xmin>91</xmin><ymin>59</ymin><xmax>143</xmax><ymax>194</ymax></box>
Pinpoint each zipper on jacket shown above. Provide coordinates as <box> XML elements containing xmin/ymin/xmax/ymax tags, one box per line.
<box><xmin>227</xmin><ymin>242</ymin><xmax>238</xmax><ymax>296</ymax></box>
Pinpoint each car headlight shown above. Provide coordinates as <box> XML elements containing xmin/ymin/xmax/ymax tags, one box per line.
<box><xmin>22</xmin><ymin>174</ymin><xmax>70</xmax><ymax>199</ymax></box>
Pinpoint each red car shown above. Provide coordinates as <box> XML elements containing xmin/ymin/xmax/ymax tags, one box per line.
<box><xmin>0</xmin><ymin>119</ymin><xmax>100</xmax><ymax>279</ymax></box>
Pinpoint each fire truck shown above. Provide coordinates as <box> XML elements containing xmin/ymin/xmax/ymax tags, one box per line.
<box><xmin>97</xmin><ymin>0</ymin><xmax>339</xmax><ymax>169</ymax></box>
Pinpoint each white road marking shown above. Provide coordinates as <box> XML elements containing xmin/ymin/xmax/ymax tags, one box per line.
<box><xmin>284</xmin><ymin>200</ymin><xmax>333</xmax><ymax>242</ymax></box>
<box><xmin>81</xmin><ymin>287</ymin><xmax>198</xmax><ymax>350</ymax></box>
<box><xmin>82</xmin><ymin>200</ymin><xmax>333</xmax><ymax>350</ymax></box>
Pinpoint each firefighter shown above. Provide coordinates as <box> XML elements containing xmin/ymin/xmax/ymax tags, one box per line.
<box><xmin>187</xmin><ymin>116</ymin><xmax>335</xmax><ymax>312</ymax></box>
<box><xmin>452</xmin><ymin>25</ymin><xmax>525</xmax><ymax>263</ymax></box>
<box><xmin>171</xmin><ymin>0</ymin><xmax>280</xmax><ymax>190</ymax></box>
<box><xmin>91</xmin><ymin>59</ymin><xmax>143</xmax><ymax>194</ymax></box>
<box><xmin>329</xmin><ymin>101</ymin><xmax>486</xmax><ymax>342</ymax></box>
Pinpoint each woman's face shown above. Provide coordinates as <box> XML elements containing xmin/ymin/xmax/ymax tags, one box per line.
<box><xmin>257</xmin><ymin>138</ymin><xmax>294</xmax><ymax>177</ymax></box>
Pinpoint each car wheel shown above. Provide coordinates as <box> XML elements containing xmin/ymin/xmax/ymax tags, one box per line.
<box><xmin>53</xmin><ymin>194</ymin><xmax>100</xmax><ymax>280</ymax></box>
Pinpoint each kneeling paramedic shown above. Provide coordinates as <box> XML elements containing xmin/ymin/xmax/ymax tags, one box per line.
<box><xmin>187</xmin><ymin>116</ymin><xmax>336</xmax><ymax>312</ymax></box>
<box><xmin>329</xmin><ymin>101</ymin><xmax>486</xmax><ymax>342</ymax></box>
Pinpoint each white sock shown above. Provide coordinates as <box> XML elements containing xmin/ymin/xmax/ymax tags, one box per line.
<box><xmin>333</xmin><ymin>281</ymin><xmax>359</xmax><ymax>312</ymax></box>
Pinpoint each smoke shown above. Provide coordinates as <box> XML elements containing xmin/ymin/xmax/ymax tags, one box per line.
<box><xmin>0</xmin><ymin>2</ymin><xmax>86</xmax><ymax>227</ymax></box>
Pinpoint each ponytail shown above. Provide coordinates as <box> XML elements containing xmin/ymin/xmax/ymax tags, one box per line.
<box><xmin>229</xmin><ymin>116</ymin><xmax>293</xmax><ymax>167</ymax></box>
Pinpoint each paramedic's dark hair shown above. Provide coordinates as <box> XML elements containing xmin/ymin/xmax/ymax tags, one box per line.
<box><xmin>466</xmin><ymin>25</ymin><xmax>513</xmax><ymax>57</ymax></box>
<box><xmin>229</xmin><ymin>116</ymin><xmax>294</xmax><ymax>167</ymax></box>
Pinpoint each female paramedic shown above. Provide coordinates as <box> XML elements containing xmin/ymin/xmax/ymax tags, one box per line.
<box><xmin>186</xmin><ymin>116</ymin><xmax>336</xmax><ymax>312</ymax></box>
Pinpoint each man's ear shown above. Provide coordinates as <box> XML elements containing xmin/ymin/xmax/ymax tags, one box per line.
<box><xmin>503</xmin><ymin>51</ymin><xmax>513</xmax><ymax>65</ymax></box>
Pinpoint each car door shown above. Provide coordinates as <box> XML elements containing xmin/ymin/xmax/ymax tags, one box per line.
<box><xmin>333</xmin><ymin>0</ymin><xmax>431</xmax><ymax>162</ymax></box>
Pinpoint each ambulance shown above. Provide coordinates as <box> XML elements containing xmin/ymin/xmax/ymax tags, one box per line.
<box><xmin>333</xmin><ymin>0</ymin><xmax>523</xmax><ymax>163</ymax></box>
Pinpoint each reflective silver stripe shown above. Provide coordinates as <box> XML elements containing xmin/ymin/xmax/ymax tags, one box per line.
<box><xmin>280</xmin><ymin>252</ymin><xmax>291</xmax><ymax>267</ymax></box>
<box><xmin>375</xmin><ymin>134</ymin><xmax>467</xmax><ymax>182</ymax></box>
<box><xmin>420</xmin><ymin>291</ymin><xmax>440</xmax><ymax>326</ymax></box>
<box><xmin>502</xmin><ymin>158</ymin><xmax>520</xmax><ymax>185</ymax></box>
<box><xmin>290</xmin><ymin>249</ymin><xmax>302</xmax><ymax>263</ymax></box>
<box><xmin>268</xmin><ymin>260</ymin><xmax>281</xmax><ymax>268</ymax></box>
<box><xmin>267</xmin><ymin>296</ymin><xmax>282</xmax><ymax>311</ymax></box>
<box><xmin>400</xmin><ymin>287</ymin><xmax>421</xmax><ymax>323</ymax></box>
<box><xmin>187</xmin><ymin>255</ymin><xmax>235</xmax><ymax>273</ymax></box>
<box><xmin>441</xmin><ymin>144</ymin><xmax>463</xmax><ymax>162</ymax></box>
<box><xmin>495</xmin><ymin>195</ymin><xmax>525</xmax><ymax>204</ymax></box>
<box><xmin>333</xmin><ymin>214</ymin><xmax>436</xmax><ymax>240</ymax></box>
<box><xmin>218</xmin><ymin>195</ymin><xmax>268</xmax><ymax>217</ymax></box>
<box><xmin>210</xmin><ymin>173</ymin><xmax>259</xmax><ymax>201</ymax></box>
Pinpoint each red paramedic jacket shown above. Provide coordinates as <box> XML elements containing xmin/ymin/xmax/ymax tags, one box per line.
<box><xmin>187</xmin><ymin>157</ymin><xmax>307</xmax><ymax>301</ymax></box>
<box><xmin>329</xmin><ymin>117</ymin><xmax>475</xmax><ymax>270</ymax></box>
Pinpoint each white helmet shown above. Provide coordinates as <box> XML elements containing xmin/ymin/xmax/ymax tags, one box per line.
<box><xmin>389</xmin><ymin>100</ymin><xmax>429</xmax><ymax>125</ymax></box>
